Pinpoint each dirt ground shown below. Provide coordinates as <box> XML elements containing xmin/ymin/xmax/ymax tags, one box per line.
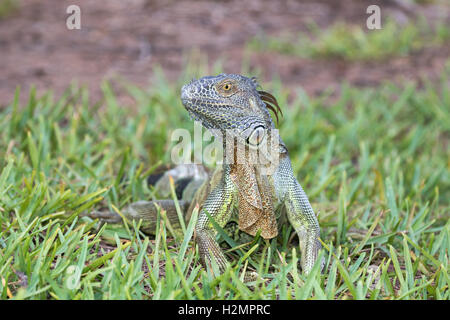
<box><xmin>0</xmin><ymin>0</ymin><xmax>449</xmax><ymax>106</ymax></box>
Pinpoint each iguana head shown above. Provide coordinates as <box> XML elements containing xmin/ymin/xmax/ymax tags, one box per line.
<box><xmin>181</xmin><ymin>73</ymin><xmax>282</xmax><ymax>147</ymax></box>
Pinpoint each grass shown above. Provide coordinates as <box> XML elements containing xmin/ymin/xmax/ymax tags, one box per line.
<box><xmin>0</xmin><ymin>63</ymin><xmax>449</xmax><ymax>299</ymax></box>
<box><xmin>248</xmin><ymin>18</ymin><xmax>450</xmax><ymax>61</ymax></box>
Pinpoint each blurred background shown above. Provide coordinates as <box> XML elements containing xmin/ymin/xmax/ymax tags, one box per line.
<box><xmin>0</xmin><ymin>0</ymin><xmax>449</xmax><ymax>106</ymax></box>
<box><xmin>0</xmin><ymin>1</ymin><xmax>449</xmax><ymax>300</ymax></box>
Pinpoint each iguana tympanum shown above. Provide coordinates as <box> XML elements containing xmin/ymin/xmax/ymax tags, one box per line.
<box><xmin>90</xmin><ymin>74</ymin><xmax>322</xmax><ymax>275</ymax></box>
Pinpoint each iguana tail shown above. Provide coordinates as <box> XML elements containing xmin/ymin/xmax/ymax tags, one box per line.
<box><xmin>87</xmin><ymin>164</ymin><xmax>210</xmax><ymax>235</ymax></box>
<box><xmin>89</xmin><ymin>200</ymin><xmax>190</xmax><ymax>235</ymax></box>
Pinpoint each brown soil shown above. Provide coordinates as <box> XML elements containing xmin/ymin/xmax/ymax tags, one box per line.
<box><xmin>0</xmin><ymin>0</ymin><xmax>449</xmax><ymax>106</ymax></box>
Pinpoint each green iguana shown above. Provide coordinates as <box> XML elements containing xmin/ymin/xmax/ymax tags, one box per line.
<box><xmin>90</xmin><ymin>74</ymin><xmax>323</xmax><ymax>275</ymax></box>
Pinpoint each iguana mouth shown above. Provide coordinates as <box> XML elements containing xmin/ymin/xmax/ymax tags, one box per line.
<box><xmin>181</xmin><ymin>97</ymin><xmax>222</xmax><ymax>109</ymax></box>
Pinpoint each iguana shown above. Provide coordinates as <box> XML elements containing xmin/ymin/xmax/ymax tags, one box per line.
<box><xmin>90</xmin><ymin>74</ymin><xmax>322</xmax><ymax>275</ymax></box>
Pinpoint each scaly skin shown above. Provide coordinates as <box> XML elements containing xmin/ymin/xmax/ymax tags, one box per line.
<box><xmin>90</xmin><ymin>74</ymin><xmax>322</xmax><ymax>275</ymax></box>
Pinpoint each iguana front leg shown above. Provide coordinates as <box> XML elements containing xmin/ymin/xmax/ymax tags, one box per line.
<box><xmin>195</xmin><ymin>166</ymin><xmax>236</xmax><ymax>273</ymax></box>
<box><xmin>278</xmin><ymin>155</ymin><xmax>323</xmax><ymax>274</ymax></box>
<box><xmin>285</xmin><ymin>178</ymin><xmax>322</xmax><ymax>274</ymax></box>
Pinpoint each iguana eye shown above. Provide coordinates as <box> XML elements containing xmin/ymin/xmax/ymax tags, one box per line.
<box><xmin>216</xmin><ymin>80</ymin><xmax>237</xmax><ymax>97</ymax></box>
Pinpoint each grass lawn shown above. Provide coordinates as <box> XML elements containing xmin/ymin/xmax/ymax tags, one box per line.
<box><xmin>248</xmin><ymin>18</ymin><xmax>450</xmax><ymax>61</ymax></box>
<box><xmin>0</xmin><ymin>63</ymin><xmax>449</xmax><ymax>299</ymax></box>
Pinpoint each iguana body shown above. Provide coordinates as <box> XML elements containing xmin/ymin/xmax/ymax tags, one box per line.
<box><xmin>91</xmin><ymin>74</ymin><xmax>322</xmax><ymax>274</ymax></box>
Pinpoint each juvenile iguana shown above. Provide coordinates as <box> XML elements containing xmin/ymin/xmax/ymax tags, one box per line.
<box><xmin>90</xmin><ymin>74</ymin><xmax>322</xmax><ymax>275</ymax></box>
